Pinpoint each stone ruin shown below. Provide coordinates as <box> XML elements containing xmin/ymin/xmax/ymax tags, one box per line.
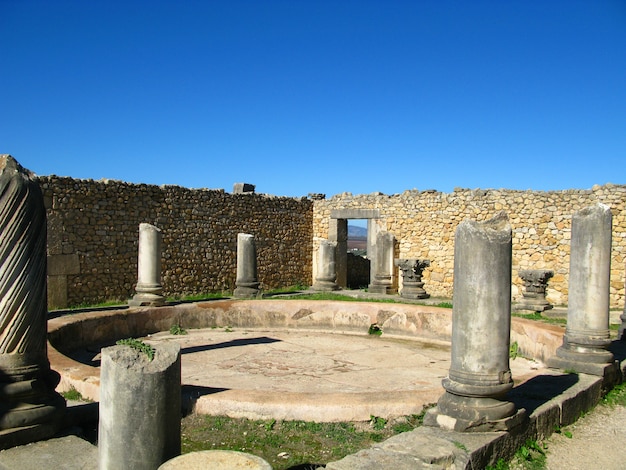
<box><xmin>0</xmin><ymin>154</ymin><xmax>625</xmax><ymax>468</ymax></box>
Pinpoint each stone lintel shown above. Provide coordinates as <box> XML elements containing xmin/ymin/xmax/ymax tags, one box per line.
<box><xmin>330</xmin><ymin>208</ymin><xmax>380</xmax><ymax>219</ymax></box>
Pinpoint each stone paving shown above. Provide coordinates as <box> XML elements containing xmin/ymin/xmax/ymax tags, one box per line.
<box><xmin>137</xmin><ymin>327</ymin><xmax>545</xmax><ymax>422</ymax></box>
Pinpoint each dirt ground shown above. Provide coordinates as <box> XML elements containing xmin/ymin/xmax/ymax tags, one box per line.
<box><xmin>544</xmin><ymin>403</ymin><xmax>626</xmax><ymax>470</ymax></box>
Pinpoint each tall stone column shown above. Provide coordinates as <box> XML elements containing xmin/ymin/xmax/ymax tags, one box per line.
<box><xmin>368</xmin><ymin>231</ymin><xmax>395</xmax><ymax>294</ymax></box>
<box><xmin>313</xmin><ymin>240</ymin><xmax>339</xmax><ymax>291</ymax></box>
<box><xmin>0</xmin><ymin>155</ymin><xmax>65</xmax><ymax>448</ymax></box>
<box><xmin>234</xmin><ymin>233</ymin><xmax>260</xmax><ymax>298</ymax></box>
<box><xmin>425</xmin><ymin>212</ymin><xmax>523</xmax><ymax>432</ymax></box>
<box><xmin>129</xmin><ymin>223</ymin><xmax>165</xmax><ymax>307</ymax></box>
<box><xmin>549</xmin><ymin>204</ymin><xmax>616</xmax><ymax>377</ymax></box>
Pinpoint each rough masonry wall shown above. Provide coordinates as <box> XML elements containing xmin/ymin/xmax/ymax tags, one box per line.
<box><xmin>313</xmin><ymin>185</ymin><xmax>626</xmax><ymax>308</ymax></box>
<box><xmin>40</xmin><ymin>176</ymin><xmax>313</xmax><ymax>308</ymax></box>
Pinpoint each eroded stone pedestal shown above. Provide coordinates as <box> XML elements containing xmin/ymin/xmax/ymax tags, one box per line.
<box><xmin>395</xmin><ymin>258</ymin><xmax>430</xmax><ymax>299</ymax></box>
<box><xmin>515</xmin><ymin>269</ymin><xmax>554</xmax><ymax>312</ymax></box>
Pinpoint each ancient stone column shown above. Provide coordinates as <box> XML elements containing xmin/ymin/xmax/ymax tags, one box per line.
<box><xmin>395</xmin><ymin>259</ymin><xmax>430</xmax><ymax>299</ymax></box>
<box><xmin>620</xmin><ymin>270</ymin><xmax>626</xmax><ymax>340</ymax></box>
<box><xmin>0</xmin><ymin>155</ymin><xmax>65</xmax><ymax>448</ymax></box>
<box><xmin>550</xmin><ymin>204</ymin><xmax>616</xmax><ymax>376</ymax></box>
<box><xmin>425</xmin><ymin>212</ymin><xmax>523</xmax><ymax>432</ymax></box>
<box><xmin>234</xmin><ymin>233</ymin><xmax>260</xmax><ymax>298</ymax></box>
<box><xmin>99</xmin><ymin>342</ymin><xmax>181</xmax><ymax>470</ymax></box>
<box><xmin>368</xmin><ymin>231</ymin><xmax>395</xmax><ymax>294</ymax></box>
<box><xmin>313</xmin><ymin>240</ymin><xmax>339</xmax><ymax>291</ymax></box>
<box><xmin>129</xmin><ymin>223</ymin><xmax>165</xmax><ymax>307</ymax></box>
<box><xmin>514</xmin><ymin>269</ymin><xmax>554</xmax><ymax>312</ymax></box>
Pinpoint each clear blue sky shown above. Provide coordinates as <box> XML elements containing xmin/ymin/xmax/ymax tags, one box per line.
<box><xmin>2</xmin><ymin>1</ymin><xmax>625</xmax><ymax>197</ymax></box>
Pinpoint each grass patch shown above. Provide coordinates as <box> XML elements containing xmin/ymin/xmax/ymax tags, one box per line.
<box><xmin>602</xmin><ymin>380</ymin><xmax>626</xmax><ymax>407</ymax></box>
<box><xmin>181</xmin><ymin>411</ymin><xmax>429</xmax><ymax>469</ymax></box>
<box><xmin>169</xmin><ymin>324</ymin><xmax>188</xmax><ymax>335</ymax></box>
<box><xmin>512</xmin><ymin>311</ymin><xmax>566</xmax><ymax>327</ymax></box>
<box><xmin>61</xmin><ymin>386</ymin><xmax>91</xmax><ymax>402</ymax></box>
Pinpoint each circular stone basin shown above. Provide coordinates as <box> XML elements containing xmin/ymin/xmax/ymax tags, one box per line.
<box><xmin>47</xmin><ymin>299</ymin><xmax>564</xmax><ymax>422</ymax></box>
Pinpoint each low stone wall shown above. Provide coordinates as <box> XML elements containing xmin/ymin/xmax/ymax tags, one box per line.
<box><xmin>40</xmin><ymin>177</ymin><xmax>313</xmax><ymax>308</ymax></box>
<box><xmin>314</xmin><ymin>185</ymin><xmax>626</xmax><ymax>307</ymax></box>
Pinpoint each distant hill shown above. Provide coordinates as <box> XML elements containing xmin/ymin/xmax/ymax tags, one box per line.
<box><xmin>348</xmin><ymin>225</ymin><xmax>367</xmax><ymax>238</ymax></box>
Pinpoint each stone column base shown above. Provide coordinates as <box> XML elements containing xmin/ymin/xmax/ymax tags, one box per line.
<box><xmin>129</xmin><ymin>292</ymin><xmax>166</xmax><ymax>307</ymax></box>
<box><xmin>548</xmin><ymin>354</ymin><xmax>618</xmax><ymax>379</ymax></box>
<box><xmin>514</xmin><ymin>302</ymin><xmax>553</xmax><ymax>312</ymax></box>
<box><xmin>234</xmin><ymin>284</ymin><xmax>260</xmax><ymax>299</ymax></box>
<box><xmin>312</xmin><ymin>280</ymin><xmax>340</xmax><ymax>292</ymax></box>
<box><xmin>368</xmin><ymin>283</ymin><xmax>396</xmax><ymax>295</ymax></box>
<box><xmin>400</xmin><ymin>288</ymin><xmax>430</xmax><ymax>300</ymax></box>
<box><xmin>423</xmin><ymin>393</ymin><xmax>526</xmax><ymax>433</ymax></box>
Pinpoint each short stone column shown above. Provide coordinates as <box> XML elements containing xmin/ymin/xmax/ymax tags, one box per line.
<box><xmin>313</xmin><ymin>240</ymin><xmax>339</xmax><ymax>291</ymax></box>
<box><xmin>514</xmin><ymin>269</ymin><xmax>554</xmax><ymax>312</ymax></box>
<box><xmin>99</xmin><ymin>342</ymin><xmax>181</xmax><ymax>470</ymax></box>
<box><xmin>425</xmin><ymin>212</ymin><xmax>524</xmax><ymax>432</ymax></box>
<box><xmin>549</xmin><ymin>204</ymin><xmax>616</xmax><ymax>377</ymax></box>
<box><xmin>394</xmin><ymin>259</ymin><xmax>430</xmax><ymax>299</ymax></box>
<box><xmin>234</xmin><ymin>233</ymin><xmax>260</xmax><ymax>298</ymax></box>
<box><xmin>0</xmin><ymin>155</ymin><xmax>65</xmax><ymax>448</ymax></box>
<box><xmin>368</xmin><ymin>231</ymin><xmax>396</xmax><ymax>294</ymax></box>
<box><xmin>129</xmin><ymin>223</ymin><xmax>165</xmax><ymax>307</ymax></box>
<box><xmin>620</xmin><ymin>268</ymin><xmax>626</xmax><ymax>340</ymax></box>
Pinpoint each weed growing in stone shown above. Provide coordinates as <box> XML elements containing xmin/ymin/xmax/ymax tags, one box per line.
<box><xmin>509</xmin><ymin>341</ymin><xmax>519</xmax><ymax>359</ymax></box>
<box><xmin>369</xmin><ymin>415</ymin><xmax>387</xmax><ymax>430</ymax></box>
<box><xmin>169</xmin><ymin>324</ymin><xmax>187</xmax><ymax>335</ymax></box>
<box><xmin>368</xmin><ymin>323</ymin><xmax>383</xmax><ymax>336</ymax></box>
<box><xmin>61</xmin><ymin>386</ymin><xmax>91</xmax><ymax>402</ymax></box>
<box><xmin>116</xmin><ymin>338</ymin><xmax>155</xmax><ymax>361</ymax></box>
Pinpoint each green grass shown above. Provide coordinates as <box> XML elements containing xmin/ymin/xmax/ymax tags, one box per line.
<box><xmin>116</xmin><ymin>338</ymin><xmax>156</xmax><ymax>360</ymax></box>
<box><xmin>601</xmin><ymin>380</ymin><xmax>626</xmax><ymax>407</ymax></box>
<box><xmin>181</xmin><ymin>412</ymin><xmax>428</xmax><ymax>470</ymax></box>
<box><xmin>60</xmin><ymin>386</ymin><xmax>92</xmax><ymax>402</ymax></box>
<box><xmin>512</xmin><ymin>311</ymin><xmax>566</xmax><ymax>327</ymax></box>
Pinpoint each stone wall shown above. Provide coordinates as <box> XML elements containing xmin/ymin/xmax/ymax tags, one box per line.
<box><xmin>313</xmin><ymin>185</ymin><xmax>626</xmax><ymax>308</ymax></box>
<box><xmin>40</xmin><ymin>177</ymin><xmax>313</xmax><ymax>308</ymax></box>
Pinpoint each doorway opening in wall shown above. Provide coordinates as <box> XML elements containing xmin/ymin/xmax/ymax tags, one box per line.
<box><xmin>347</xmin><ymin>219</ymin><xmax>370</xmax><ymax>289</ymax></box>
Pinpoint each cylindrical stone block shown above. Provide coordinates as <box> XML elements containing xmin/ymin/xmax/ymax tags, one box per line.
<box><xmin>556</xmin><ymin>204</ymin><xmax>613</xmax><ymax>363</ymax></box>
<box><xmin>313</xmin><ymin>240</ymin><xmax>339</xmax><ymax>291</ymax></box>
<box><xmin>234</xmin><ymin>233</ymin><xmax>260</xmax><ymax>298</ymax></box>
<box><xmin>99</xmin><ymin>342</ymin><xmax>181</xmax><ymax>470</ymax></box>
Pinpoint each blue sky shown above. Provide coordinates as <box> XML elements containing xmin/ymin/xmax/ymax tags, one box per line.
<box><xmin>2</xmin><ymin>1</ymin><xmax>625</xmax><ymax>198</ymax></box>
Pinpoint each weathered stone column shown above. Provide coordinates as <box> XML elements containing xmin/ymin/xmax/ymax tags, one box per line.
<box><xmin>313</xmin><ymin>240</ymin><xmax>339</xmax><ymax>291</ymax></box>
<box><xmin>395</xmin><ymin>259</ymin><xmax>430</xmax><ymax>299</ymax></box>
<box><xmin>0</xmin><ymin>155</ymin><xmax>65</xmax><ymax>448</ymax></box>
<box><xmin>620</xmin><ymin>270</ymin><xmax>626</xmax><ymax>340</ymax></box>
<box><xmin>425</xmin><ymin>212</ymin><xmax>524</xmax><ymax>432</ymax></box>
<box><xmin>549</xmin><ymin>204</ymin><xmax>616</xmax><ymax>376</ymax></box>
<box><xmin>514</xmin><ymin>269</ymin><xmax>554</xmax><ymax>312</ymax></box>
<box><xmin>234</xmin><ymin>233</ymin><xmax>260</xmax><ymax>298</ymax></box>
<box><xmin>129</xmin><ymin>223</ymin><xmax>165</xmax><ymax>307</ymax></box>
<box><xmin>368</xmin><ymin>231</ymin><xmax>396</xmax><ymax>294</ymax></box>
<box><xmin>99</xmin><ymin>342</ymin><xmax>181</xmax><ymax>470</ymax></box>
